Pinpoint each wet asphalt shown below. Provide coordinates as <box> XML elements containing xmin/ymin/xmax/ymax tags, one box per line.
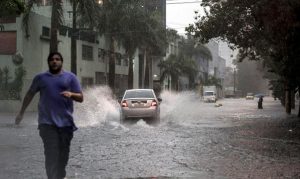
<box><xmin>0</xmin><ymin>90</ymin><xmax>300</xmax><ymax>178</ymax></box>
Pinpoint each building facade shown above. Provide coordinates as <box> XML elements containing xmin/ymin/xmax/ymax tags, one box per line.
<box><xmin>0</xmin><ymin>2</ymin><xmax>138</xmax><ymax>112</ymax></box>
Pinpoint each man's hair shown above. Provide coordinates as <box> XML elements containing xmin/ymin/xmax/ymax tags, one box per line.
<box><xmin>47</xmin><ymin>52</ymin><xmax>63</xmax><ymax>62</ymax></box>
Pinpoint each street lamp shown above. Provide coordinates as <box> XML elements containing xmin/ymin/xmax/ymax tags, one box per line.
<box><xmin>98</xmin><ymin>0</ymin><xmax>103</xmax><ymax>5</ymax></box>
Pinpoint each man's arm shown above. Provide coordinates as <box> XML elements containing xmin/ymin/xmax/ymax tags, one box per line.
<box><xmin>15</xmin><ymin>90</ymin><xmax>35</xmax><ymax>125</ymax></box>
<box><xmin>60</xmin><ymin>91</ymin><xmax>83</xmax><ymax>103</ymax></box>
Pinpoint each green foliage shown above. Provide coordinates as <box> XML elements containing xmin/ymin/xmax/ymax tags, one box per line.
<box><xmin>159</xmin><ymin>53</ymin><xmax>198</xmax><ymax>90</ymax></box>
<box><xmin>0</xmin><ymin>0</ymin><xmax>25</xmax><ymax>17</ymax></box>
<box><xmin>0</xmin><ymin>66</ymin><xmax>26</xmax><ymax>100</ymax></box>
<box><xmin>181</xmin><ymin>36</ymin><xmax>212</xmax><ymax>60</ymax></box>
<box><xmin>97</xmin><ymin>0</ymin><xmax>167</xmax><ymax>89</ymax></box>
<box><xmin>204</xmin><ymin>75</ymin><xmax>222</xmax><ymax>89</ymax></box>
<box><xmin>187</xmin><ymin>0</ymin><xmax>300</xmax><ymax>112</ymax></box>
<box><xmin>166</xmin><ymin>28</ymin><xmax>180</xmax><ymax>43</ymax></box>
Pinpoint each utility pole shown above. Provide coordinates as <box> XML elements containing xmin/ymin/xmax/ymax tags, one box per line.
<box><xmin>233</xmin><ymin>68</ymin><xmax>236</xmax><ymax>96</ymax></box>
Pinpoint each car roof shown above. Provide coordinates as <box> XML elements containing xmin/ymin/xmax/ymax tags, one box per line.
<box><xmin>125</xmin><ymin>89</ymin><xmax>153</xmax><ymax>92</ymax></box>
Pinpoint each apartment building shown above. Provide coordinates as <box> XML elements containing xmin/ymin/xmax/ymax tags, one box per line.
<box><xmin>0</xmin><ymin>2</ymin><xmax>138</xmax><ymax>112</ymax></box>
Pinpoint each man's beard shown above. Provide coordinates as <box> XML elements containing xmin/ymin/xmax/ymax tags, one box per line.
<box><xmin>49</xmin><ymin>65</ymin><xmax>62</xmax><ymax>74</ymax></box>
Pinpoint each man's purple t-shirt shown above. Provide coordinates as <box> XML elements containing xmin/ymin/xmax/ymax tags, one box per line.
<box><xmin>29</xmin><ymin>71</ymin><xmax>82</xmax><ymax>131</ymax></box>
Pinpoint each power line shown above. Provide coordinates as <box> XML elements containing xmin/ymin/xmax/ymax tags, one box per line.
<box><xmin>166</xmin><ymin>1</ymin><xmax>202</xmax><ymax>5</ymax></box>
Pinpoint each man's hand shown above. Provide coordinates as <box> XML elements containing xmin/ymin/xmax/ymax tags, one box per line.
<box><xmin>61</xmin><ymin>91</ymin><xmax>83</xmax><ymax>102</ymax></box>
<box><xmin>15</xmin><ymin>113</ymin><xmax>23</xmax><ymax>125</ymax></box>
<box><xmin>60</xmin><ymin>91</ymin><xmax>72</xmax><ymax>98</ymax></box>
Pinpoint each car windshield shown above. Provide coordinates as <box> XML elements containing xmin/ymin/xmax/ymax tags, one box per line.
<box><xmin>247</xmin><ymin>93</ymin><xmax>254</xmax><ymax>96</ymax></box>
<box><xmin>204</xmin><ymin>91</ymin><xmax>214</xmax><ymax>96</ymax></box>
<box><xmin>124</xmin><ymin>90</ymin><xmax>154</xmax><ymax>99</ymax></box>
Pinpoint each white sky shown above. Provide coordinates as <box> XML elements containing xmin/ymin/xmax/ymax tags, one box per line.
<box><xmin>166</xmin><ymin>0</ymin><xmax>237</xmax><ymax>67</ymax></box>
<box><xmin>166</xmin><ymin>0</ymin><xmax>203</xmax><ymax>35</ymax></box>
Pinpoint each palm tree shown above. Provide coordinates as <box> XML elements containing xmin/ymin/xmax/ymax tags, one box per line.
<box><xmin>49</xmin><ymin>0</ymin><xmax>63</xmax><ymax>52</ymax></box>
<box><xmin>97</xmin><ymin>0</ymin><xmax>124</xmax><ymax>91</ymax></box>
<box><xmin>158</xmin><ymin>54</ymin><xmax>181</xmax><ymax>90</ymax></box>
<box><xmin>97</xmin><ymin>0</ymin><xmax>167</xmax><ymax>90</ymax></box>
<box><xmin>69</xmin><ymin>0</ymin><xmax>99</xmax><ymax>74</ymax></box>
<box><xmin>204</xmin><ymin>75</ymin><xmax>222</xmax><ymax>89</ymax></box>
<box><xmin>177</xmin><ymin>53</ymin><xmax>198</xmax><ymax>89</ymax></box>
<box><xmin>116</xmin><ymin>0</ymin><xmax>145</xmax><ymax>89</ymax></box>
<box><xmin>142</xmin><ymin>20</ymin><xmax>167</xmax><ymax>89</ymax></box>
<box><xmin>97</xmin><ymin>0</ymin><xmax>163</xmax><ymax>91</ymax></box>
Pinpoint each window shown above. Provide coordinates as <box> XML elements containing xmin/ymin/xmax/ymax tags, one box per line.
<box><xmin>42</xmin><ymin>26</ymin><xmax>50</xmax><ymax>37</ymax></box>
<box><xmin>98</xmin><ymin>48</ymin><xmax>105</xmax><ymax>63</ymax></box>
<box><xmin>82</xmin><ymin>45</ymin><xmax>93</xmax><ymax>61</ymax></box>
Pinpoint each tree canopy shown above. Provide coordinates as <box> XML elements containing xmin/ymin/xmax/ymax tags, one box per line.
<box><xmin>0</xmin><ymin>0</ymin><xmax>25</xmax><ymax>17</ymax></box>
<box><xmin>187</xmin><ymin>0</ymin><xmax>300</xmax><ymax>114</ymax></box>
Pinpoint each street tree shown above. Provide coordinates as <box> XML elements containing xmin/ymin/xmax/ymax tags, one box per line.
<box><xmin>187</xmin><ymin>0</ymin><xmax>300</xmax><ymax>115</ymax></box>
<box><xmin>158</xmin><ymin>54</ymin><xmax>181</xmax><ymax>90</ymax></box>
<box><xmin>0</xmin><ymin>0</ymin><xmax>25</xmax><ymax>17</ymax></box>
<box><xmin>98</xmin><ymin>0</ymin><xmax>167</xmax><ymax>90</ymax></box>
<box><xmin>69</xmin><ymin>0</ymin><xmax>99</xmax><ymax>74</ymax></box>
<box><xmin>97</xmin><ymin>0</ymin><xmax>133</xmax><ymax>91</ymax></box>
<box><xmin>180</xmin><ymin>36</ymin><xmax>212</xmax><ymax>88</ymax></box>
<box><xmin>142</xmin><ymin>16</ymin><xmax>167</xmax><ymax>89</ymax></box>
<box><xmin>159</xmin><ymin>53</ymin><xmax>198</xmax><ymax>90</ymax></box>
<box><xmin>119</xmin><ymin>0</ymin><xmax>166</xmax><ymax>89</ymax></box>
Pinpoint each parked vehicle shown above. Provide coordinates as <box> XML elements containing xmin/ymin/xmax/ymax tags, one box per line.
<box><xmin>203</xmin><ymin>85</ymin><xmax>217</xmax><ymax>103</ymax></box>
<box><xmin>119</xmin><ymin>89</ymin><xmax>162</xmax><ymax>124</ymax></box>
<box><xmin>246</xmin><ymin>92</ymin><xmax>254</xmax><ymax>100</ymax></box>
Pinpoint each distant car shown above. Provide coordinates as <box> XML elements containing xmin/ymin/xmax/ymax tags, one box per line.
<box><xmin>203</xmin><ymin>91</ymin><xmax>217</xmax><ymax>103</ymax></box>
<box><xmin>119</xmin><ymin>89</ymin><xmax>162</xmax><ymax>124</ymax></box>
<box><xmin>246</xmin><ymin>93</ymin><xmax>254</xmax><ymax>100</ymax></box>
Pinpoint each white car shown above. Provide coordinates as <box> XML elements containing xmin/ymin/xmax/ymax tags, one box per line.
<box><xmin>246</xmin><ymin>93</ymin><xmax>254</xmax><ymax>100</ymax></box>
<box><xmin>119</xmin><ymin>89</ymin><xmax>162</xmax><ymax>124</ymax></box>
<box><xmin>203</xmin><ymin>91</ymin><xmax>217</xmax><ymax>103</ymax></box>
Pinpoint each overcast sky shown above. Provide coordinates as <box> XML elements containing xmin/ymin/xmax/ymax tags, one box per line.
<box><xmin>166</xmin><ymin>0</ymin><xmax>237</xmax><ymax>67</ymax></box>
<box><xmin>166</xmin><ymin>0</ymin><xmax>203</xmax><ymax>35</ymax></box>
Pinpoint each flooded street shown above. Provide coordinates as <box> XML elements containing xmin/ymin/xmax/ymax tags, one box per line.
<box><xmin>1</xmin><ymin>87</ymin><xmax>300</xmax><ymax>178</ymax></box>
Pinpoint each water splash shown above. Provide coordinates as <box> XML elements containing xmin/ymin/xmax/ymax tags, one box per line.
<box><xmin>73</xmin><ymin>88</ymin><xmax>222</xmax><ymax>128</ymax></box>
<box><xmin>74</xmin><ymin>86</ymin><xmax>120</xmax><ymax>127</ymax></box>
<box><xmin>160</xmin><ymin>90</ymin><xmax>205</xmax><ymax>126</ymax></box>
<box><xmin>135</xmin><ymin>119</ymin><xmax>154</xmax><ymax>128</ymax></box>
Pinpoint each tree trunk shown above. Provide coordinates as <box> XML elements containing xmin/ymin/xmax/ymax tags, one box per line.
<box><xmin>71</xmin><ymin>2</ymin><xmax>77</xmax><ymax>74</ymax></box>
<box><xmin>285</xmin><ymin>83</ymin><xmax>292</xmax><ymax>114</ymax></box>
<box><xmin>108</xmin><ymin>36</ymin><xmax>116</xmax><ymax>92</ymax></box>
<box><xmin>142</xmin><ymin>50</ymin><xmax>147</xmax><ymax>88</ymax></box>
<box><xmin>298</xmin><ymin>99</ymin><xmax>300</xmax><ymax>117</ymax></box>
<box><xmin>128</xmin><ymin>55</ymin><xmax>134</xmax><ymax>89</ymax></box>
<box><xmin>144</xmin><ymin>54</ymin><xmax>150</xmax><ymax>88</ymax></box>
<box><xmin>291</xmin><ymin>89</ymin><xmax>295</xmax><ymax>109</ymax></box>
<box><xmin>167</xmin><ymin>76</ymin><xmax>170</xmax><ymax>90</ymax></box>
<box><xmin>50</xmin><ymin>0</ymin><xmax>60</xmax><ymax>53</ymax></box>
